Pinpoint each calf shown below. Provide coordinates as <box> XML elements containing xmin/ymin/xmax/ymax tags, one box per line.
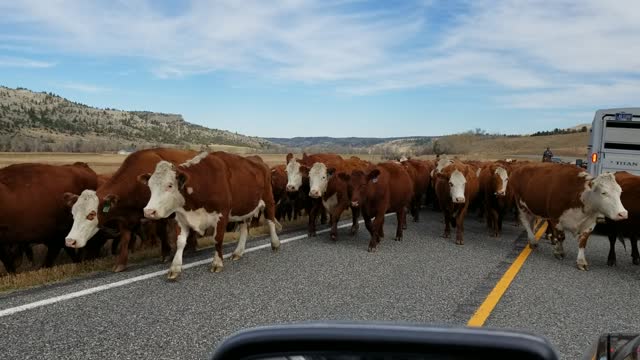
<box><xmin>434</xmin><ymin>161</ymin><xmax>480</xmax><ymax>245</ymax></box>
<box><xmin>271</xmin><ymin>164</ymin><xmax>295</xmax><ymax>221</ymax></box>
<box><xmin>478</xmin><ymin>163</ymin><xmax>511</xmax><ymax>237</ymax></box>
<box><xmin>139</xmin><ymin>151</ymin><xmax>280</xmax><ymax>279</ymax></box>
<box><xmin>339</xmin><ymin>162</ymin><xmax>413</xmax><ymax>252</ymax></box>
<box><xmin>605</xmin><ymin>171</ymin><xmax>640</xmax><ymax>266</ymax></box>
<box><xmin>401</xmin><ymin>159</ymin><xmax>431</xmax><ymax>223</ymax></box>
<box><xmin>307</xmin><ymin>156</ymin><xmax>371</xmax><ymax>241</ymax></box>
<box><xmin>64</xmin><ymin>148</ymin><xmax>198</xmax><ymax>272</ymax></box>
<box><xmin>509</xmin><ymin>163</ymin><xmax>627</xmax><ymax>270</ymax></box>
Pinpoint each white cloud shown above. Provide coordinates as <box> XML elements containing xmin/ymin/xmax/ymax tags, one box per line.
<box><xmin>60</xmin><ymin>82</ymin><xmax>110</xmax><ymax>93</ymax></box>
<box><xmin>0</xmin><ymin>56</ymin><xmax>55</xmax><ymax>68</ymax></box>
<box><xmin>1</xmin><ymin>0</ymin><xmax>639</xmax><ymax>111</ymax></box>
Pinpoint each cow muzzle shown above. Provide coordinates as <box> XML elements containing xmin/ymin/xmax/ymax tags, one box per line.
<box><xmin>286</xmin><ymin>185</ymin><xmax>297</xmax><ymax>192</ymax></box>
<box><xmin>454</xmin><ymin>197</ymin><xmax>466</xmax><ymax>204</ymax></box>
<box><xmin>65</xmin><ymin>238</ymin><xmax>78</xmax><ymax>248</ymax></box>
<box><xmin>615</xmin><ymin>210</ymin><xmax>629</xmax><ymax>221</ymax></box>
<box><xmin>494</xmin><ymin>191</ymin><xmax>506</xmax><ymax>196</ymax></box>
<box><xmin>309</xmin><ymin>190</ymin><xmax>321</xmax><ymax>198</ymax></box>
<box><xmin>351</xmin><ymin>201</ymin><xmax>359</xmax><ymax>208</ymax></box>
<box><xmin>143</xmin><ymin>208</ymin><xmax>159</xmax><ymax>219</ymax></box>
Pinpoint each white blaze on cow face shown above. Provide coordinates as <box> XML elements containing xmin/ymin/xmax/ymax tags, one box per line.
<box><xmin>495</xmin><ymin>167</ymin><xmax>508</xmax><ymax>196</ymax></box>
<box><xmin>143</xmin><ymin>161</ymin><xmax>186</xmax><ymax>220</ymax></box>
<box><xmin>308</xmin><ymin>162</ymin><xmax>330</xmax><ymax>198</ymax></box>
<box><xmin>449</xmin><ymin>170</ymin><xmax>467</xmax><ymax>203</ymax></box>
<box><xmin>286</xmin><ymin>159</ymin><xmax>303</xmax><ymax>192</ymax></box>
<box><xmin>65</xmin><ymin>190</ymin><xmax>100</xmax><ymax>248</ymax></box>
<box><xmin>583</xmin><ymin>172</ymin><xmax>628</xmax><ymax>221</ymax></box>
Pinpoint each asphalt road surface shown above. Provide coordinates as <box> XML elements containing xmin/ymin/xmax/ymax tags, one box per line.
<box><xmin>1</xmin><ymin>210</ymin><xmax>639</xmax><ymax>360</ymax></box>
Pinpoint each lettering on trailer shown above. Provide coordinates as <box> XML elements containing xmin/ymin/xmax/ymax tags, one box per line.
<box><xmin>614</xmin><ymin>161</ymin><xmax>639</xmax><ymax>167</ymax></box>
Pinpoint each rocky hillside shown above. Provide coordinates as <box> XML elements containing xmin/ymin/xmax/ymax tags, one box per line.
<box><xmin>0</xmin><ymin>86</ymin><xmax>279</xmax><ymax>152</ymax></box>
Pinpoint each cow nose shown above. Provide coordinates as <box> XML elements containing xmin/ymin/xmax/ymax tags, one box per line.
<box><xmin>455</xmin><ymin>197</ymin><xmax>465</xmax><ymax>203</ymax></box>
<box><xmin>495</xmin><ymin>191</ymin><xmax>505</xmax><ymax>196</ymax></box>
<box><xmin>309</xmin><ymin>190</ymin><xmax>320</xmax><ymax>198</ymax></box>
<box><xmin>618</xmin><ymin>211</ymin><xmax>628</xmax><ymax>220</ymax></box>
<box><xmin>65</xmin><ymin>238</ymin><xmax>77</xmax><ymax>248</ymax></box>
<box><xmin>351</xmin><ymin>201</ymin><xmax>359</xmax><ymax>207</ymax></box>
<box><xmin>286</xmin><ymin>185</ymin><xmax>296</xmax><ymax>192</ymax></box>
<box><xmin>144</xmin><ymin>208</ymin><xmax>157</xmax><ymax>219</ymax></box>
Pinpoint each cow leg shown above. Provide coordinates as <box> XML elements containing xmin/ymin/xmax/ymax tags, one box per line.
<box><xmin>263</xmin><ymin>195</ymin><xmax>281</xmax><ymax>251</ymax></box>
<box><xmin>395</xmin><ymin>208</ymin><xmax>406</xmax><ymax>241</ymax></box>
<box><xmin>455</xmin><ymin>207</ymin><xmax>468</xmax><ymax>245</ymax></box>
<box><xmin>320</xmin><ymin>206</ymin><xmax>328</xmax><ymax>225</ymax></box>
<box><xmin>232</xmin><ymin>222</ymin><xmax>249</xmax><ymax>260</ymax></box>
<box><xmin>44</xmin><ymin>241</ymin><xmax>63</xmax><ymax>268</ymax></box>
<box><xmin>211</xmin><ymin>215</ymin><xmax>229</xmax><ymax>273</ymax></box>
<box><xmin>330</xmin><ymin>203</ymin><xmax>348</xmax><ymax>241</ymax></box>
<box><xmin>167</xmin><ymin>222</ymin><xmax>190</xmax><ymax>280</ymax></box>
<box><xmin>113</xmin><ymin>224</ymin><xmax>131</xmax><ymax>273</ymax></box>
<box><xmin>576</xmin><ymin>231</ymin><xmax>591</xmax><ymax>271</ymax></box>
<box><xmin>631</xmin><ymin>235</ymin><xmax>640</xmax><ymax>265</ymax></box>
<box><xmin>489</xmin><ymin>208</ymin><xmax>499</xmax><ymax>237</ymax></box>
<box><xmin>308</xmin><ymin>202</ymin><xmax>319</xmax><ymax>237</ymax></box>
<box><xmin>368</xmin><ymin>211</ymin><xmax>386</xmax><ymax>252</ymax></box>
<box><xmin>607</xmin><ymin>232</ymin><xmax>617</xmax><ymax>267</ymax></box>
<box><xmin>0</xmin><ymin>246</ymin><xmax>17</xmax><ymax>274</ymax></box>
<box><xmin>442</xmin><ymin>211</ymin><xmax>451</xmax><ymax>239</ymax></box>
<box><xmin>363</xmin><ymin>210</ymin><xmax>374</xmax><ymax>236</ymax></box>
<box><xmin>267</xmin><ymin>219</ymin><xmax>281</xmax><ymax>251</ymax></box>
<box><xmin>350</xmin><ymin>206</ymin><xmax>360</xmax><ymax>236</ymax></box>
<box><xmin>497</xmin><ymin>209</ymin><xmax>504</xmax><ymax>237</ymax></box>
<box><xmin>516</xmin><ymin>206</ymin><xmax>536</xmax><ymax>247</ymax></box>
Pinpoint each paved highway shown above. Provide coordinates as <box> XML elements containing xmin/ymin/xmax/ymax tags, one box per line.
<box><xmin>0</xmin><ymin>210</ymin><xmax>638</xmax><ymax>360</ymax></box>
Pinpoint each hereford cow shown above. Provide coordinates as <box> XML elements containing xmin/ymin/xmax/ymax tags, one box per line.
<box><xmin>401</xmin><ymin>159</ymin><xmax>431</xmax><ymax>223</ymax></box>
<box><xmin>509</xmin><ymin>163</ymin><xmax>628</xmax><ymax>270</ymax></box>
<box><xmin>307</xmin><ymin>156</ymin><xmax>371</xmax><ymax>241</ymax></box>
<box><xmin>64</xmin><ymin>148</ymin><xmax>199</xmax><ymax>272</ymax></box>
<box><xmin>271</xmin><ymin>164</ymin><xmax>297</xmax><ymax>222</ymax></box>
<box><xmin>478</xmin><ymin>162</ymin><xmax>511</xmax><ymax>237</ymax></box>
<box><xmin>0</xmin><ymin>162</ymin><xmax>98</xmax><ymax>273</ymax></box>
<box><xmin>604</xmin><ymin>171</ymin><xmax>640</xmax><ymax>266</ymax></box>
<box><xmin>339</xmin><ymin>161</ymin><xmax>413</xmax><ymax>252</ymax></box>
<box><xmin>139</xmin><ymin>151</ymin><xmax>280</xmax><ymax>279</ymax></box>
<box><xmin>285</xmin><ymin>153</ymin><xmax>338</xmax><ymax>236</ymax></box>
<box><xmin>434</xmin><ymin>161</ymin><xmax>480</xmax><ymax>245</ymax></box>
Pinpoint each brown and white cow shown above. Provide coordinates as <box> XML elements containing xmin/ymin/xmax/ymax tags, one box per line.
<box><xmin>0</xmin><ymin>162</ymin><xmax>98</xmax><ymax>273</ymax></box>
<box><xmin>285</xmin><ymin>152</ymin><xmax>339</xmax><ymax>236</ymax></box>
<box><xmin>509</xmin><ymin>163</ymin><xmax>628</xmax><ymax>270</ymax></box>
<box><xmin>339</xmin><ymin>161</ymin><xmax>414</xmax><ymax>252</ymax></box>
<box><xmin>307</xmin><ymin>156</ymin><xmax>371</xmax><ymax>241</ymax></box>
<box><xmin>434</xmin><ymin>161</ymin><xmax>480</xmax><ymax>245</ymax></box>
<box><xmin>64</xmin><ymin>148</ymin><xmax>198</xmax><ymax>272</ymax></box>
<box><xmin>400</xmin><ymin>158</ymin><xmax>431</xmax><ymax>223</ymax></box>
<box><xmin>604</xmin><ymin>171</ymin><xmax>640</xmax><ymax>266</ymax></box>
<box><xmin>139</xmin><ymin>151</ymin><xmax>280</xmax><ymax>279</ymax></box>
<box><xmin>478</xmin><ymin>162</ymin><xmax>511</xmax><ymax>237</ymax></box>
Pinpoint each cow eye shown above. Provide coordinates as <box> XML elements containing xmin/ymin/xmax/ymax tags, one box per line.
<box><xmin>449</xmin><ymin>182</ymin><xmax>453</xmax><ymax>186</ymax></box>
<box><xmin>168</xmin><ymin>184</ymin><xmax>173</xmax><ymax>189</ymax></box>
<box><xmin>601</xmin><ymin>192</ymin><xmax>607</xmax><ymax>196</ymax></box>
<box><xmin>86</xmin><ymin>211</ymin><xmax>96</xmax><ymax>221</ymax></box>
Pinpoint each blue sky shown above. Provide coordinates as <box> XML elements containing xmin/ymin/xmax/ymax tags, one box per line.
<box><xmin>1</xmin><ymin>0</ymin><xmax>639</xmax><ymax>138</ymax></box>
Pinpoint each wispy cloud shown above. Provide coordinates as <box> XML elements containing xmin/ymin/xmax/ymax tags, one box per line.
<box><xmin>60</xmin><ymin>82</ymin><xmax>110</xmax><ymax>93</ymax></box>
<box><xmin>0</xmin><ymin>56</ymin><xmax>55</xmax><ymax>68</ymax></box>
<box><xmin>1</xmin><ymin>0</ymin><xmax>639</xmax><ymax>111</ymax></box>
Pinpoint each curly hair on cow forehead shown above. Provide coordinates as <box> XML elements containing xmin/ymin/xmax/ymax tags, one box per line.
<box><xmin>153</xmin><ymin>160</ymin><xmax>176</xmax><ymax>175</ymax></box>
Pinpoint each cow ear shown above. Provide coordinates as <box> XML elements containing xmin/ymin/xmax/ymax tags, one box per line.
<box><xmin>177</xmin><ymin>170</ymin><xmax>190</xmax><ymax>190</ymax></box>
<box><xmin>102</xmin><ymin>194</ymin><xmax>119</xmax><ymax>213</ymax></box>
<box><xmin>286</xmin><ymin>153</ymin><xmax>293</xmax><ymax>164</ymax></box>
<box><xmin>327</xmin><ymin>167</ymin><xmax>336</xmax><ymax>177</ymax></box>
<box><xmin>338</xmin><ymin>173</ymin><xmax>350</xmax><ymax>182</ymax></box>
<box><xmin>137</xmin><ymin>173</ymin><xmax>151</xmax><ymax>185</ymax></box>
<box><xmin>63</xmin><ymin>192</ymin><xmax>79</xmax><ymax>208</ymax></box>
<box><xmin>367</xmin><ymin>169</ymin><xmax>381</xmax><ymax>182</ymax></box>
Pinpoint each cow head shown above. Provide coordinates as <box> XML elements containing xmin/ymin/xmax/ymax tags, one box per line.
<box><xmin>308</xmin><ymin>163</ymin><xmax>335</xmax><ymax>198</ymax></box>
<box><xmin>583</xmin><ymin>172</ymin><xmax>628</xmax><ymax>221</ymax></box>
<box><xmin>140</xmin><ymin>161</ymin><xmax>188</xmax><ymax>220</ymax></box>
<box><xmin>449</xmin><ymin>169</ymin><xmax>467</xmax><ymax>203</ymax></box>
<box><xmin>65</xmin><ymin>190</ymin><xmax>102</xmax><ymax>248</ymax></box>
<box><xmin>286</xmin><ymin>159</ymin><xmax>308</xmax><ymax>192</ymax></box>
<box><xmin>493</xmin><ymin>167</ymin><xmax>508</xmax><ymax>196</ymax></box>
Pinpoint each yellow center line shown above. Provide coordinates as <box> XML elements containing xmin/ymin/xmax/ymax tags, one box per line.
<box><xmin>467</xmin><ymin>218</ymin><xmax>547</xmax><ymax>327</ymax></box>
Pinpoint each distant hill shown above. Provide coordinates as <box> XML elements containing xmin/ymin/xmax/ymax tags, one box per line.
<box><xmin>0</xmin><ymin>86</ymin><xmax>279</xmax><ymax>152</ymax></box>
<box><xmin>266</xmin><ymin>136</ymin><xmax>433</xmax><ymax>153</ymax></box>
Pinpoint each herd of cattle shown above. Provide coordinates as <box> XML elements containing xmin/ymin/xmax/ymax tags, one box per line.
<box><xmin>0</xmin><ymin>148</ymin><xmax>638</xmax><ymax>279</ymax></box>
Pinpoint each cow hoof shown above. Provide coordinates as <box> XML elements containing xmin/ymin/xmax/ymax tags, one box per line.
<box><xmin>576</xmin><ymin>263</ymin><xmax>589</xmax><ymax>271</ymax></box>
<box><xmin>210</xmin><ymin>265</ymin><xmax>223</xmax><ymax>273</ymax></box>
<box><xmin>368</xmin><ymin>247</ymin><xmax>377</xmax><ymax>253</ymax></box>
<box><xmin>455</xmin><ymin>240</ymin><xmax>464</xmax><ymax>246</ymax></box>
<box><xmin>331</xmin><ymin>234</ymin><xmax>337</xmax><ymax>242</ymax></box>
<box><xmin>528</xmin><ymin>242</ymin><xmax>538</xmax><ymax>249</ymax></box>
<box><xmin>167</xmin><ymin>270</ymin><xmax>180</xmax><ymax>280</ymax></box>
<box><xmin>231</xmin><ymin>253</ymin><xmax>242</xmax><ymax>261</ymax></box>
<box><xmin>112</xmin><ymin>264</ymin><xmax>127</xmax><ymax>273</ymax></box>
<box><xmin>349</xmin><ymin>227</ymin><xmax>358</xmax><ymax>236</ymax></box>
<box><xmin>394</xmin><ymin>237</ymin><xmax>402</xmax><ymax>241</ymax></box>
<box><xmin>309</xmin><ymin>232</ymin><xmax>316</xmax><ymax>238</ymax></box>
<box><xmin>442</xmin><ymin>233</ymin><xmax>450</xmax><ymax>239</ymax></box>
<box><xmin>553</xmin><ymin>252</ymin><xmax>566</xmax><ymax>260</ymax></box>
<box><xmin>607</xmin><ymin>260</ymin><xmax>616</xmax><ymax>267</ymax></box>
<box><xmin>271</xmin><ymin>245</ymin><xmax>279</xmax><ymax>252</ymax></box>
<box><xmin>633</xmin><ymin>258</ymin><xmax>640</xmax><ymax>265</ymax></box>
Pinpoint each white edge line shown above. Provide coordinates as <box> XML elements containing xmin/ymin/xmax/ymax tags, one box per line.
<box><xmin>0</xmin><ymin>214</ymin><xmax>394</xmax><ymax>318</ymax></box>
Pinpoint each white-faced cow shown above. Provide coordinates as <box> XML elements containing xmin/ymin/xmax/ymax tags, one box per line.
<box><xmin>509</xmin><ymin>163</ymin><xmax>628</xmax><ymax>270</ymax></box>
<box><xmin>139</xmin><ymin>151</ymin><xmax>280</xmax><ymax>280</ymax></box>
